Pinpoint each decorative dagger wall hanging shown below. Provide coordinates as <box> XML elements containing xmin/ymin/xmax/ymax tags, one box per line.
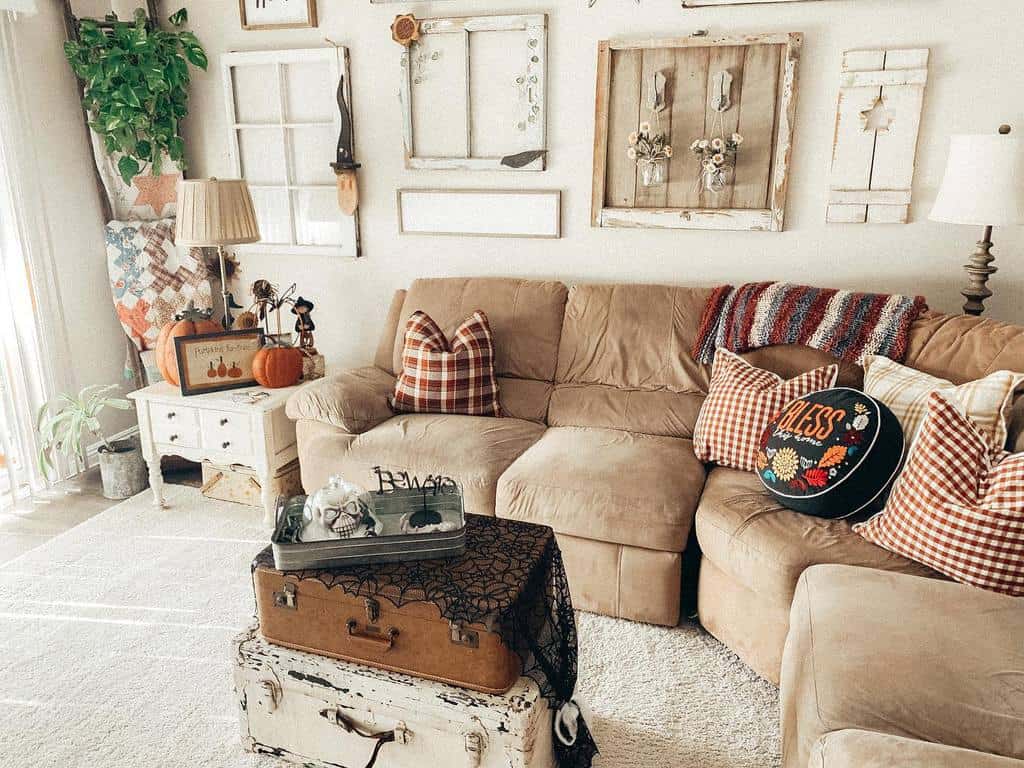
<box><xmin>330</xmin><ymin>73</ymin><xmax>360</xmax><ymax>216</ymax></box>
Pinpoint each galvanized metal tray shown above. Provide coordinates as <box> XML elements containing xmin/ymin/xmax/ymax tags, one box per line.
<box><xmin>270</xmin><ymin>484</ymin><xmax>466</xmax><ymax>570</ymax></box>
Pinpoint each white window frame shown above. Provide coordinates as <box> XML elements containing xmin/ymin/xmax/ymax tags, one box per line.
<box><xmin>221</xmin><ymin>47</ymin><xmax>361</xmax><ymax>258</ymax></box>
<box><xmin>400</xmin><ymin>14</ymin><xmax>548</xmax><ymax>171</ymax></box>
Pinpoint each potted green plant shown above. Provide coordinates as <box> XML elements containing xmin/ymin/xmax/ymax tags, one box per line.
<box><xmin>63</xmin><ymin>7</ymin><xmax>207</xmax><ymax>185</ymax></box>
<box><xmin>37</xmin><ymin>384</ymin><xmax>146</xmax><ymax>500</ymax></box>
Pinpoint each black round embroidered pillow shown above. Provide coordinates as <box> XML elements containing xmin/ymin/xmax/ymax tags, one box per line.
<box><xmin>756</xmin><ymin>387</ymin><xmax>904</xmax><ymax>519</ymax></box>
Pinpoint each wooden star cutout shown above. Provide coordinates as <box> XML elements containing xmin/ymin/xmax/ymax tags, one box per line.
<box><xmin>860</xmin><ymin>98</ymin><xmax>893</xmax><ymax>133</ymax></box>
<box><xmin>132</xmin><ymin>172</ymin><xmax>181</xmax><ymax>216</ymax></box>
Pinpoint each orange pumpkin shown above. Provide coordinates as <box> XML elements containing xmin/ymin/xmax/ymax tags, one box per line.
<box><xmin>154</xmin><ymin>303</ymin><xmax>220</xmax><ymax>385</ymax></box>
<box><xmin>228</xmin><ymin>361</ymin><xmax>242</xmax><ymax>379</ymax></box>
<box><xmin>252</xmin><ymin>346</ymin><xmax>303</xmax><ymax>388</ymax></box>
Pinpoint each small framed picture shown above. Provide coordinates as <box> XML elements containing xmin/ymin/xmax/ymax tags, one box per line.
<box><xmin>239</xmin><ymin>0</ymin><xmax>318</xmax><ymax>31</ymax></box>
<box><xmin>174</xmin><ymin>329</ymin><xmax>265</xmax><ymax>397</ymax></box>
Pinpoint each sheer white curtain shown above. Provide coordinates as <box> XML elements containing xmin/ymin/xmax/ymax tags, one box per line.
<box><xmin>0</xmin><ymin>2</ymin><xmax>36</xmax><ymax>13</ymax></box>
<box><xmin>0</xmin><ymin>10</ymin><xmax>74</xmax><ymax>505</ymax></box>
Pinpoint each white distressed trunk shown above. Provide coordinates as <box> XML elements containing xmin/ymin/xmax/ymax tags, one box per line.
<box><xmin>233</xmin><ymin>625</ymin><xmax>555</xmax><ymax>768</ymax></box>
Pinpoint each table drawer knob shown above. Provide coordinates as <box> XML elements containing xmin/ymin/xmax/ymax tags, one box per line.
<box><xmin>222</xmin><ymin>441</ymin><xmax>231</xmax><ymax>449</ymax></box>
<box><xmin>166</xmin><ymin>412</ymin><xmax>176</xmax><ymax>419</ymax></box>
<box><xmin>169</xmin><ymin>434</ymin><xmax>178</xmax><ymax>442</ymax></box>
<box><xmin>219</xmin><ymin>418</ymin><xmax>229</xmax><ymax>426</ymax></box>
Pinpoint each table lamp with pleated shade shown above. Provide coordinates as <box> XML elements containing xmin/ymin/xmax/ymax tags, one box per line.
<box><xmin>176</xmin><ymin>178</ymin><xmax>260</xmax><ymax>328</ymax></box>
<box><xmin>930</xmin><ymin>126</ymin><xmax>1024</xmax><ymax>316</ymax></box>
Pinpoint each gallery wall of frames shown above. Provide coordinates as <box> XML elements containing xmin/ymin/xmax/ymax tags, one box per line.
<box><xmin>173</xmin><ymin>0</ymin><xmax>1024</xmax><ymax>367</ymax></box>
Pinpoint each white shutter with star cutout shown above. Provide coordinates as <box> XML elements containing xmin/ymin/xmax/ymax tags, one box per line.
<box><xmin>827</xmin><ymin>49</ymin><xmax>929</xmax><ymax>224</ymax></box>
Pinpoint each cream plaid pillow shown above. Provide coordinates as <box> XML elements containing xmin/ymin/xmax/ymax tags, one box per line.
<box><xmin>863</xmin><ymin>355</ymin><xmax>1023</xmax><ymax>455</ymax></box>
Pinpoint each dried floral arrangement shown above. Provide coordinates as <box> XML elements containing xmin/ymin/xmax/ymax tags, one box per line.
<box><xmin>628</xmin><ymin>122</ymin><xmax>673</xmax><ymax>163</ymax></box>
<box><xmin>690</xmin><ymin>132</ymin><xmax>743</xmax><ymax>192</ymax></box>
<box><xmin>627</xmin><ymin>122</ymin><xmax>673</xmax><ymax>186</ymax></box>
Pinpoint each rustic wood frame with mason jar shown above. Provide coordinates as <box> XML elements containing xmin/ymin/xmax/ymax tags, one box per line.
<box><xmin>591</xmin><ymin>32</ymin><xmax>801</xmax><ymax>232</ymax></box>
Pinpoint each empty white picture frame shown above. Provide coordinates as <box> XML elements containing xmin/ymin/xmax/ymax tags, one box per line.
<box><xmin>397</xmin><ymin>189</ymin><xmax>561</xmax><ymax>238</ymax></box>
<box><xmin>400</xmin><ymin>14</ymin><xmax>547</xmax><ymax>171</ymax></box>
<box><xmin>221</xmin><ymin>47</ymin><xmax>361</xmax><ymax>258</ymax></box>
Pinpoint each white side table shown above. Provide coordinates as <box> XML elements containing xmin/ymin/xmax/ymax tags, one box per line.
<box><xmin>128</xmin><ymin>382</ymin><xmax>300</xmax><ymax>526</ymax></box>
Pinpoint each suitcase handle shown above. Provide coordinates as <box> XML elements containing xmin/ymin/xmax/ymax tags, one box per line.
<box><xmin>319</xmin><ymin>707</ymin><xmax>403</xmax><ymax>768</ymax></box>
<box><xmin>346</xmin><ymin>619</ymin><xmax>399</xmax><ymax>652</ymax></box>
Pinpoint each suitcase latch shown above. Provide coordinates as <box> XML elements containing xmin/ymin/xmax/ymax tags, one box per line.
<box><xmin>463</xmin><ymin>729</ymin><xmax>487</xmax><ymax>767</ymax></box>
<box><xmin>394</xmin><ymin>721</ymin><xmax>412</xmax><ymax>745</ymax></box>
<box><xmin>449</xmin><ymin>622</ymin><xmax>479</xmax><ymax>649</ymax></box>
<box><xmin>364</xmin><ymin>597</ymin><xmax>380</xmax><ymax>625</ymax></box>
<box><xmin>257</xmin><ymin>678</ymin><xmax>281</xmax><ymax>712</ymax></box>
<box><xmin>273</xmin><ymin>582</ymin><xmax>297</xmax><ymax>610</ymax></box>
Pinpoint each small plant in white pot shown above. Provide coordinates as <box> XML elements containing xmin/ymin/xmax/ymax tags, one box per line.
<box><xmin>37</xmin><ymin>384</ymin><xmax>147</xmax><ymax>500</ymax></box>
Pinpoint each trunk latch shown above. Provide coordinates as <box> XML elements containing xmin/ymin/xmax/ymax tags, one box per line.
<box><xmin>364</xmin><ymin>597</ymin><xmax>380</xmax><ymax>625</ymax></box>
<box><xmin>273</xmin><ymin>582</ymin><xmax>297</xmax><ymax>610</ymax></box>
<box><xmin>449</xmin><ymin>621</ymin><xmax>480</xmax><ymax>648</ymax></box>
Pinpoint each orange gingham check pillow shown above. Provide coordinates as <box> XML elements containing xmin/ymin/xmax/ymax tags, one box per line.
<box><xmin>392</xmin><ymin>310</ymin><xmax>501</xmax><ymax>417</ymax></box>
<box><xmin>693</xmin><ymin>349</ymin><xmax>839</xmax><ymax>471</ymax></box>
<box><xmin>855</xmin><ymin>392</ymin><xmax>1024</xmax><ymax>596</ymax></box>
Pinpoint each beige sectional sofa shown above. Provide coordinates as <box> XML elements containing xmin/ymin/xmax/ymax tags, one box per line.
<box><xmin>287</xmin><ymin>276</ymin><xmax>1024</xmax><ymax>765</ymax></box>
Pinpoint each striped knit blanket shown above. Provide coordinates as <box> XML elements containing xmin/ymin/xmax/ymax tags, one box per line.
<box><xmin>693</xmin><ymin>282</ymin><xmax>927</xmax><ymax>365</ymax></box>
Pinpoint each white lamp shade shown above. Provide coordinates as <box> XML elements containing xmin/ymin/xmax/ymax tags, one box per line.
<box><xmin>930</xmin><ymin>134</ymin><xmax>1024</xmax><ymax>227</ymax></box>
<box><xmin>175</xmin><ymin>178</ymin><xmax>261</xmax><ymax>246</ymax></box>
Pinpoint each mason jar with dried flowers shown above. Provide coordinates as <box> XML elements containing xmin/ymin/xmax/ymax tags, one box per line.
<box><xmin>690</xmin><ymin>133</ymin><xmax>743</xmax><ymax>193</ymax></box>
<box><xmin>628</xmin><ymin>122</ymin><xmax>673</xmax><ymax>187</ymax></box>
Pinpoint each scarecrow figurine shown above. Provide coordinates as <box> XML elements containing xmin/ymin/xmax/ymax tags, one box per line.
<box><xmin>291</xmin><ymin>296</ymin><xmax>316</xmax><ymax>351</ymax></box>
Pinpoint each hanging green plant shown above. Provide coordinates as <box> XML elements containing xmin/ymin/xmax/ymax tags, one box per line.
<box><xmin>63</xmin><ymin>8</ymin><xmax>207</xmax><ymax>185</ymax></box>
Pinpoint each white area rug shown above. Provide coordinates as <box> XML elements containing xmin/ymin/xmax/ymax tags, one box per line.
<box><xmin>0</xmin><ymin>486</ymin><xmax>779</xmax><ymax>767</ymax></box>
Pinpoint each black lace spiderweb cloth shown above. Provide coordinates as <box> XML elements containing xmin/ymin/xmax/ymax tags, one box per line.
<box><xmin>252</xmin><ymin>515</ymin><xmax>598</xmax><ymax>768</ymax></box>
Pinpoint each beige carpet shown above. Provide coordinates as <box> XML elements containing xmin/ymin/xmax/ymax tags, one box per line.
<box><xmin>0</xmin><ymin>486</ymin><xmax>780</xmax><ymax>767</ymax></box>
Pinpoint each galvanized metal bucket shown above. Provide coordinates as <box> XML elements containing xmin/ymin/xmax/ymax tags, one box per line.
<box><xmin>98</xmin><ymin>438</ymin><xmax>149</xmax><ymax>500</ymax></box>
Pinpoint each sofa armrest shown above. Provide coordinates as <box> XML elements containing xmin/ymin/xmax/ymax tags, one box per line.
<box><xmin>286</xmin><ymin>365</ymin><xmax>395</xmax><ymax>434</ymax></box>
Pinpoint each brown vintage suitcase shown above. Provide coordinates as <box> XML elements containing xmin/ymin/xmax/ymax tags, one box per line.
<box><xmin>252</xmin><ymin>552</ymin><xmax>522</xmax><ymax>695</ymax></box>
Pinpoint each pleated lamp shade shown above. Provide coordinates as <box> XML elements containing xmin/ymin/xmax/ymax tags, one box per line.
<box><xmin>930</xmin><ymin>134</ymin><xmax>1024</xmax><ymax>227</ymax></box>
<box><xmin>175</xmin><ymin>178</ymin><xmax>261</xmax><ymax>246</ymax></box>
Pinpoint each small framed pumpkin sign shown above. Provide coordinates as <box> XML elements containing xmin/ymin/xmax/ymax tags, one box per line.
<box><xmin>174</xmin><ymin>329</ymin><xmax>265</xmax><ymax>396</ymax></box>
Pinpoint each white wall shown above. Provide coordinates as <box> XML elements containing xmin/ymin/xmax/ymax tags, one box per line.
<box><xmin>11</xmin><ymin>1</ymin><xmax>135</xmax><ymax>435</ymax></box>
<box><xmin>179</xmin><ymin>0</ymin><xmax>1024</xmax><ymax>370</ymax></box>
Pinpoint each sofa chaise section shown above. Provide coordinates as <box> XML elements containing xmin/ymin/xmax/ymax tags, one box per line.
<box><xmin>809</xmin><ymin>731</ymin><xmax>1024</xmax><ymax>768</ymax></box>
<box><xmin>782</xmin><ymin>565</ymin><xmax>1024</xmax><ymax>768</ymax></box>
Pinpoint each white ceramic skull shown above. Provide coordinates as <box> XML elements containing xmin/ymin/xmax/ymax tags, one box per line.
<box><xmin>299</xmin><ymin>475</ymin><xmax>375</xmax><ymax>542</ymax></box>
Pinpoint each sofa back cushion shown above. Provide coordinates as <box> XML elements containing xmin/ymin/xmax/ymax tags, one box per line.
<box><xmin>390</xmin><ymin>278</ymin><xmax>568</xmax><ymax>422</ymax></box>
<box><xmin>903</xmin><ymin>311</ymin><xmax>1024</xmax><ymax>450</ymax></box>
<box><xmin>549</xmin><ymin>283</ymin><xmax>713</xmax><ymax>438</ymax></box>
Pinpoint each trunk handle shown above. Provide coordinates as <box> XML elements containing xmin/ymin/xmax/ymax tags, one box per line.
<box><xmin>319</xmin><ymin>707</ymin><xmax>406</xmax><ymax>768</ymax></box>
<box><xmin>346</xmin><ymin>619</ymin><xmax>399</xmax><ymax>652</ymax></box>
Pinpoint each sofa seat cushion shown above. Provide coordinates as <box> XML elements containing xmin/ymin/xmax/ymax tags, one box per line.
<box><xmin>810</xmin><ymin>730</ymin><xmax>1024</xmax><ymax>768</ymax></box>
<box><xmin>496</xmin><ymin>426</ymin><xmax>705</xmax><ymax>552</ymax></box>
<box><xmin>782</xmin><ymin>565</ymin><xmax>1024</xmax><ymax>768</ymax></box>
<box><xmin>695</xmin><ymin>467</ymin><xmax>938</xmax><ymax>603</ymax></box>
<box><xmin>295</xmin><ymin>414</ymin><xmax>544</xmax><ymax>517</ymax></box>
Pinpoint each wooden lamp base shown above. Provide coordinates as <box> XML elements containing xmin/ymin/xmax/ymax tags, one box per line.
<box><xmin>961</xmin><ymin>224</ymin><xmax>997</xmax><ymax>316</ymax></box>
